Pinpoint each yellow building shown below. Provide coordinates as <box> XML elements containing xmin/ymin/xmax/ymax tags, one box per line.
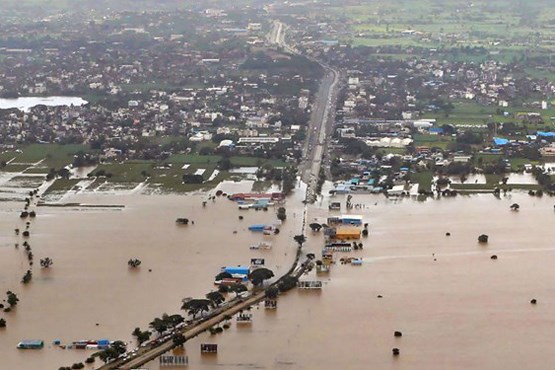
<box><xmin>333</xmin><ymin>226</ymin><xmax>361</xmax><ymax>240</ymax></box>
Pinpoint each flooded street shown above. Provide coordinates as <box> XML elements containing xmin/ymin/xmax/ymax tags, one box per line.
<box><xmin>2</xmin><ymin>188</ymin><xmax>555</xmax><ymax>369</ymax></box>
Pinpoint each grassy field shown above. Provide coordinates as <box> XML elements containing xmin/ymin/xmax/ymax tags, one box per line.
<box><xmin>94</xmin><ymin>161</ymin><xmax>154</xmax><ymax>183</ymax></box>
<box><xmin>44</xmin><ymin>179</ymin><xmax>81</xmax><ymax>194</ymax></box>
<box><xmin>6</xmin><ymin>144</ymin><xmax>92</xmax><ymax>169</ymax></box>
<box><xmin>411</xmin><ymin>171</ymin><xmax>433</xmax><ymax>192</ymax></box>
<box><xmin>413</xmin><ymin>134</ymin><xmax>453</xmax><ymax>150</ymax></box>
<box><xmin>326</xmin><ymin>0</ymin><xmax>555</xmax><ymax>66</ymax></box>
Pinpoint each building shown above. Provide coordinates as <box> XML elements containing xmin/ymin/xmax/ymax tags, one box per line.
<box><xmin>238</xmin><ymin>137</ymin><xmax>279</xmax><ymax>144</ymax></box>
<box><xmin>330</xmin><ymin>226</ymin><xmax>361</xmax><ymax>240</ymax></box>
<box><xmin>17</xmin><ymin>340</ymin><xmax>44</xmax><ymax>349</ymax></box>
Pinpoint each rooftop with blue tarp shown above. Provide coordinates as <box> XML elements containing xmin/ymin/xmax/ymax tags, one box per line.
<box><xmin>350</xmin><ymin>178</ymin><xmax>360</xmax><ymax>185</ymax></box>
<box><xmin>493</xmin><ymin>137</ymin><xmax>509</xmax><ymax>146</ymax></box>
<box><xmin>537</xmin><ymin>131</ymin><xmax>555</xmax><ymax>138</ymax></box>
<box><xmin>224</xmin><ymin>266</ymin><xmax>250</xmax><ymax>275</ymax></box>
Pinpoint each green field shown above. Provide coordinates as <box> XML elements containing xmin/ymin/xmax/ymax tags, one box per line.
<box><xmin>94</xmin><ymin>161</ymin><xmax>154</xmax><ymax>183</ymax></box>
<box><xmin>411</xmin><ymin>171</ymin><xmax>433</xmax><ymax>192</ymax></box>
<box><xmin>44</xmin><ymin>179</ymin><xmax>81</xmax><ymax>194</ymax></box>
<box><xmin>6</xmin><ymin>144</ymin><xmax>92</xmax><ymax>169</ymax></box>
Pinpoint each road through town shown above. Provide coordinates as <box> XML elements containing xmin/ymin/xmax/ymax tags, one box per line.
<box><xmin>271</xmin><ymin>21</ymin><xmax>341</xmax><ymax>202</ymax></box>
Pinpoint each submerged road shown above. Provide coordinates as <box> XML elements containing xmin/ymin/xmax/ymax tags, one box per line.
<box><xmin>271</xmin><ymin>21</ymin><xmax>341</xmax><ymax>202</ymax></box>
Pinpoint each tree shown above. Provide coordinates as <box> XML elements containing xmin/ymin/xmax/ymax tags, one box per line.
<box><xmin>21</xmin><ymin>270</ymin><xmax>32</xmax><ymax>284</ymax></box>
<box><xmin>95</xmin><ymin>341</ymin><xmax>126</xmax><ymax>363</ymax></box>
<box><xmin>510</xmin><ymin>203</ymin><xmax>520</xmax><ymax>211</ymax></box>
<box><xmin>206</xmin><ymin>291</ymin><xmax>225</xmax><ymax>307</ymax></box>
<box><xmin>128</xmin><ymin>258</ymin><xmax>141</xmax><ymax>268</ymax></box>
<box><xmin>215</xmin><ymin>271</ymin><xmax>232</xmax><ymax>281</ymax></box>
<box><xmin>149</xmin><ymin>317</ymin><xmax>168</xmax><ymax>335</ymax></box>
<box><xmin>172</xmin><ymin>333</ymin><xmax>186</xmax><ymax>346</ymax></box>
<box><xmin>181</xmin><ymin>299</ymin><xmax>211</xmax><ymax>318</ymax></box>
<box><xmin>265</xmin><ymin>286</ymin><xmax>279</xmax><ymax>299</ymax></box>
<box><xmin>132</xmin><ymin>327</ymin><xmax>151</xmax><ymax>344</ymax></box>
<box><xmin>248</xmin><ymin>268</ymin><xmax>274</xmax><ymax>286</ymax></box>
<box><xmin>293</xmin><ymin>234</ymin><xmax>306</xmax><ymax>247</ymax></box>
<box><xmin>218</xmin><ymin>157</ymin><xmax>232</xmax><ymax>171</ymax></box>
<box><xmin>478</xmin><ymin>234</ymin><xmax>489</xmax><ymax>244</ymax></box>
<box><xmin>40</xmin><ymin>257</ymin><xmax>53</xmax><ymax>268</ymax></box>
<box><xmin>6</xmin><ymin>291</ymin><xmax>18</xmax><ymax>307</ymax></box>
<box><xmin>0</xmin><ymin>318</ymin><xmax>6</xmax><ymax>327</ymax></box>
<box><xmin>278</xmin><ymin>276</ymin><xmax>298</xmax><ymax>292</ymax></box>
<box><xmin>309</xmin><ymin>223</ymin><xmax>322</xmax><ymax>232</ymax></box>
<box><xmin>277</xmin><ymin>207</ymin><xmax>287</xmax><ymax>221</ymax></box>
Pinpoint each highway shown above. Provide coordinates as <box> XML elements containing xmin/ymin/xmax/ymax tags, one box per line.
<box><xmin>271</xmin><ymin>21</ymin><xmax>341</xmax><ymax>202</ymax></box>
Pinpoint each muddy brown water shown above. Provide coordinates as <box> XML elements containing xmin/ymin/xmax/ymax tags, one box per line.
<box><xmin>2</xmin><ymin>190</ymin><xmax>555</xmax><ymax>370</ymax></box>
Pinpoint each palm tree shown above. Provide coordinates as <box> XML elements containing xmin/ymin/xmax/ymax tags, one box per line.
<box><xmin>510</xmin><ymin>203</ymin><xmax>519</xmax><ymax>211</ymax></box>
<box><xmin>478</xmin><ymin>234</ymin><xmax>489</xmax><ymax>244</ymax></box>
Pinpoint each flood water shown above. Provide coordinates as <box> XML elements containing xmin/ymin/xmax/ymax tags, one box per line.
<box><xmin>2</xmin><ymin>188</ymin><xmax>555</xmax><ymax>370</ymax></box>
<box><xmin>0</xmin><ymin>97</ymin><xmax>88</xmax><ymax>112</ymax></box>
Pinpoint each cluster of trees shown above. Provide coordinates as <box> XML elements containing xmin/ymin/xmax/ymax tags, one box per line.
<box><xmin>277</xmin><ymin>207</ymin><xmax>286</xmax><ymax>221</ymax></box>
<box><xmin>182</xmin><ymin>174</ymin><xmax>204</xmax><ymax>184</ymax></box>
<box><xmin>181</xmin><ymin>299</ymin><xmax>211</xmax><ymax>319</ymax></box>
<box><xmin>248</xmin><ymin>268</ymin><xmax>274</xmax><ymax>286</ymax></box>
<box><xmin>21</xmin><ymin>270</ymin><xmax>32</xmax><ymax>284</ymax></box>
<box><xmin>58</xmin><ymin>363</ymin><xmax>85</xmax><ymax>370</ymax></box>
<box><xmin>281</xmin><ymin>166</ymin><xmax>298</xmax><ymax>195</ymax></box>
<box><xmin>217</xmin><ymin>281</ymin><xmax>248</xmax><ymax>295</ymax></box>
<box><xmin>90</xmin><ymin>169</ymin><xmax>113</xmax><ymax>178</ymax></box>
<box><xmin>149</xmin><ymin>313</ymin><xmax>184</xmax><ymax>335</ymax></box>
<box><xmin>40</xmin><ymin>257</ymin><xmax>53</xmax><ymax>268</ymax></box>
<box><xmin>128</xmin><ymin>258</ymin><xmax>141</xmax><ymax>268</ymax></box>
<box><xmin>46</xmin><ymin>167</ymin><xmax>71</xmax><ymax>181</ymax></box>
<box><xmin>72</xmin><ymin>152</ymin><xmax>98</xmax><ymax>167</ymax></box>
<box><xmin>132</xmin><ymin>327</ymin><xmax>151</xmax><ymax>344</ymax></box>
<box><xmin>94</xmin><ymin>341</ymin><xmax>127</xmax><ymax>363</ymax></box>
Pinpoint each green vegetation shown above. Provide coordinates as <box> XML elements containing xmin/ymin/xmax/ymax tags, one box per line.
<box><xmin>411</xmin><ymin>171</ymin><xmax>433</xmax><ymax>192</ymax></box>
<box><xmin>44</xmin><ymin>179</ymin><xmax>81</xmax><ymax>194</ymax></box>
<box><xmin>6</xmin><ymin>144</ymin><xmax>92</xmax><ymax>168</ymax></box>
